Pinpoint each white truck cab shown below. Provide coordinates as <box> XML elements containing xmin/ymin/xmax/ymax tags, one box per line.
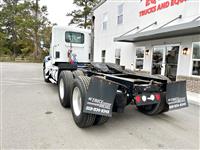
<box><xmin>43</xmin><ymin>26</ymin><xmax>91</xmax><ymax>83</ymax></box>
<box><xmin>50</xmin><ymin>26</ymin><xmax>91</xmax><ymax>64</ymax></box>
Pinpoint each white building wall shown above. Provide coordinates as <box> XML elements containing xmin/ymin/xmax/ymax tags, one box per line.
<box><xmin>93</xmin><ymin>0</ymin><xmax>200</xmax><ymax>76</ymax></box>
<box><xmin>93</xmin><ymin>0</ymin><xmax>139</xmax><ymax>68</ymax></box>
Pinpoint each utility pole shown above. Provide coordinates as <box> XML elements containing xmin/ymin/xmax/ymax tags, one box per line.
<box><xmin>12</xmin><ymin>0</ymin><xmax>18</xmax><ymax>58</ymax></box>
<box><xmin>34</xmin><ymin>0</ymin><xmax>39</xmax><ymax>58</ymax></box>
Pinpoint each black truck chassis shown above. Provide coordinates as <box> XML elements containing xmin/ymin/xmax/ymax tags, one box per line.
<box><xmin>44</xmin><ymin>62</ymin><xmax>188</xmax><ymax>128</ymax></box>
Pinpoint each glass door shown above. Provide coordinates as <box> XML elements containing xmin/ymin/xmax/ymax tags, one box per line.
<box><xmin>152</xmin><ymin>45</ymin><xmax>179</xmax><ymax>81</ymax></box>
<box><xmin>152</xmin><ymin>46</ymin><xmax>165</xmax><ymax>75</ymax></box>
<box><xmin>165</xmin><ymin>45</ymin><xmax>179</xmax><ymax>81</ymax></box>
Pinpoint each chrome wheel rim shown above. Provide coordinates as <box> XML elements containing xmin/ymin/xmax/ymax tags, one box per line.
<box><xmin>72</xmin><ymin>87</ymin><xmax>82</xmax><ymax>116</ymax></box>
<box><xmin>59</xmin><ymin>79</ymin><xmax>64</xmax><ymax>100</ymax></box>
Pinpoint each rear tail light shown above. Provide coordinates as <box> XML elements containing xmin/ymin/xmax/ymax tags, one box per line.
<box><xmin>155</xmin><ymin>93</ymin><xmax>161</xmax><ymax>101</ymax></box>
<box><xmin>135</xmin><ymin>95</ymin><xmax>141</xmax><ymax>103</ymax></box>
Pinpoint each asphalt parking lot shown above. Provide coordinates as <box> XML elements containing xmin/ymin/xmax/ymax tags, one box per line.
<box><xmin>0</xmin><ymin>62</ymin><xmax>199</xmax><ymax>149</ymax></box>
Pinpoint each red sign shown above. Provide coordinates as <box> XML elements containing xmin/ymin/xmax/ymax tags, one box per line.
<box><xmin>139</xmin><ymin>0</ymin><xmax>187</xmax><ymax>17</ymax></box>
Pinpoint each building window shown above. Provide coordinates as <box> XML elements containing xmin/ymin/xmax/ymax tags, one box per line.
<box><xmin>102</xmin><ymin>50</ymin><xmax>106</xmax><ymax>63</ymax></box>
<box><xmin>135</xmin><ymin>47</ymin><xmax>145</xmax><ymax>69</ymax></box>
<box><xmin>115</xmin><ymin>49</ymin><xmax>121</xmax><ymax>65</ymax></box>
<box><xmin>117</xmin><ymin>4</ymin><xmax>124</xmax><ymax>25</ymax></box>
<box><xmin>103</xmin><ymin>13</ymin><xmax>108</xmax><ymax>30</ymax></box>
<box><xmin>192</xmin><ymin>42</ymin><xmax>200</xmax><ymax>76</ymax></box>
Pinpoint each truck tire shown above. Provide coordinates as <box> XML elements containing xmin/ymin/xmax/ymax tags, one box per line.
<box><xmin>159</xmin><ymin>93</ymin><xmax>169</xmax><ymax>114</ymax></box>
<box><xmin>94</xmin><ymin>115</ymin><xmax>109</xmax><ymax>125</ymax></box>
<box><xmin>71</xmin><ymin>76</ymin><xmax>96</xmax><ymax>128</ymax></box>
<box><xmin>43</xmin><ymin>63</ymin><xmax>50</xmax><ymax>83</ymax></box>
<box><xmin>94</xmin><ymin>92</ymin><xmax>127</xmax><ymax>125</ymax></box>
<box><xmin>113</xmin><ymin>93</ymin><xmax>127</xmax><ymax>113</ymax></box>
<box><xmin>136</xmin><ymin>93</ymin><xmax>166</xmax><ymax>115</ymax></box>
<box><xmin>73</xmin><ymin>70</ymin><xmax>84</xmax><ymax>78</ymax></box>
<box><xmin>58</xmin><ymin>71</ymin><xmax>74</xmax><ymax>108</ymax></box>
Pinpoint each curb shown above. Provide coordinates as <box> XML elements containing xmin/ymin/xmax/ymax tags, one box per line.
<box><xmin>187</xmin><ymin>92</ymin><xmax>200</xmax><ymax>106</ymax></box>
<box><xmin>188</xmin><ymin>100</ymin><xmax>200</xmax><ymax>106</ymax></box>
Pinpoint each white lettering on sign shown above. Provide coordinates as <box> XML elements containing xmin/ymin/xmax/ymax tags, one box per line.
<box><xmin>167</xmin><ymin>97</ymin><xmax>186</xmax><ymax>105</ymax></box>
<box><xmin>86</xmin><ymin>97</ymin><xmax>112</xmax><ymax>115</ymax></box>
<box><xmin>88</xmin><ymin>97</ymin><xmax>112</xmax><ymax>109</ymax></box>
<box><xmin>169</xmin><ymin>102</ymin><xmax>187</xmax><ymax>109</ymax></box>
<box><xmin>139</xmin><ymin>0</ymin><xmax>187</xmax><ymax>17</ymax></box>
<box><xmin>167</xmin><ymin>97</ymin><xmax>187</xmax><ymax>110</ymax></box>
<box><xmin>86</xmin><ymin>106</ymin><xmax>110</xmax><ymax>114</ymax></box>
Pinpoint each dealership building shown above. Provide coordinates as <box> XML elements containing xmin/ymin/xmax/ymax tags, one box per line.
<box><xmin>92</xmin><ymin>0</ymin><xmax>200</xmax><ymax>93</ymax></box>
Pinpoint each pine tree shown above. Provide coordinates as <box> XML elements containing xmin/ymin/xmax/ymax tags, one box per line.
<box><xmin>67</xmin><ymin>0</ymin><xmax>100</xmax><ymax>29</ymax></box>
<box><xmin>0</xmin><ymin>0</ymin><xmax>51</xmax><ymax>57</ymax></box>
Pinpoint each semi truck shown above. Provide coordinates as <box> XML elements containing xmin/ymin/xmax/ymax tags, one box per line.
<box><xmin>43</xmin><ymin>26</ymin><xmax>188</xmax><ymax>128</ymax></box>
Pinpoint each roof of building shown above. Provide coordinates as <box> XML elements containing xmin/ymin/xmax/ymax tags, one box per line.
<box><xmin>92</xmin><ymin>0</ymin><xmax>107</xmax><ymax>11</ymax></box>
<box><xmin>114</xmin><ymin>20</ymin><xmax>200</xmax><ymax>43</ymax></box>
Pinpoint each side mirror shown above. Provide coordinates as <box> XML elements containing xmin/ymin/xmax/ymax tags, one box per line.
<box><xmin>47</xmin><ymin>56</ymin><xmax>51</xmax><ymax>61</ymax></box>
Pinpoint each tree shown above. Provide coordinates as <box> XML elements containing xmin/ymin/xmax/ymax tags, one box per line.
<box><xmin>25</xmin><ymin>0</ymin><xmax>51</xmax><ymax>57</ymax></box>
<box><xmin>67</xmin><ymin>0</ymin><xmax>100</xmax><ymax>29</ymax></box>
<box><xmin>0</xmin><ymin>0</ymin><xmax>19</xmax><ymax>56</ymax></box>
<box><xmin>0</xmin><ymin>0</ymin><xmax>51</xmax><ymax>58</ymax></box>
<box><xmin>0</xmin><ymin>32</ymin><xmax>10</xmax><ymax>55</ymax></box>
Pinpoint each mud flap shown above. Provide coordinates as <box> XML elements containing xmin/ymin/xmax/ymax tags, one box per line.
<box><xmin>83</xmin><ymin>77</ymin><xmax>119</xmax><ymax>117</ymax></box>
<box><xmin>166</xmin><ymin>80</ymin><xmax>188</xmax><ymax>110</ymax></box>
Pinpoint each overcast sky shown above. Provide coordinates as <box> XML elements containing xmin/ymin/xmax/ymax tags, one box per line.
<box><xmin>40</xmin><ymin>0</ymin><xmax>78</xmax><ymax>26</ymax></box>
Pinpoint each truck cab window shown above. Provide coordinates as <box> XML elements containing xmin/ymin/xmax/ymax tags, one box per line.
<box><xmin>65</xmin><ymin>32</ymin><xmax>84</xmax><ymax>44</ymax></box>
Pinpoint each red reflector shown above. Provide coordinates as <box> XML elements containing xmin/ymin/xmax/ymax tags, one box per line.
<box><xmin>155</xmin><ymin>93</ymin><xmax>161</xmax><ymax>101</ymax></box>
<box><xmin>135</xmin><ymin>95</ymin><xmax>141</xmax><ymax>103</ymax></box>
